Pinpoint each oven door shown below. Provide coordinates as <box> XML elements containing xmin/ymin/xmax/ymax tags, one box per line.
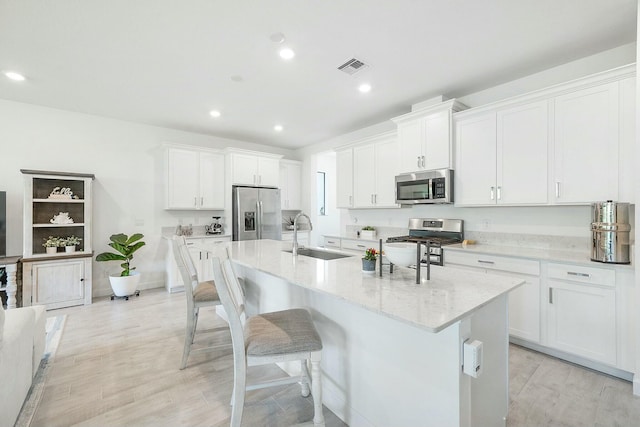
<box><xmin>395</xmin><ymin>174</ymin><xmax>431</xmax><ymax>204</ymax></box>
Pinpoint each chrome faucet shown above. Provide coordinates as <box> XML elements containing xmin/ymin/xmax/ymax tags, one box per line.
<box><xmin>292</xmin><ymin>212</ymin><xmax>313</xmax><ymax>256</ymax></box>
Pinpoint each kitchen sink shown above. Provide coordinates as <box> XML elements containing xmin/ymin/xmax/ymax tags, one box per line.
<box><xmin>283</xmin><ymin>248</ymin><xmax>353</xmax><ymax>260</ymax></box>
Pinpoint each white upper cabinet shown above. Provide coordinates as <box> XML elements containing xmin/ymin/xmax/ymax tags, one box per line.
<box><xmin>553</xmin><ymin>82</ymin><xmax>619</xmax><ymax>204</ymax></box>
<box><xmin>454</xmin><ymin>64</ymin><xmax>634</xmax><ymax>206</ymax></box>
<box><xmin>392</xmin><ymin>100</ymin><xmax>466</xmax><ymax>173</ymax></box>
<box><xmin>166</xmin><ymin>147</ymin><xmax>225</xmax><ymax>210</ymax></box>
<box><xmin>352</xmin><ymin>133</ymin><xmax>399</xmax><ymax>208</ymax></box>
<box><xmin>280</xmin><ymin>160</ymin><xmax>302</xmax><ymax>210</ymax></box>
<box><xmin>336</xmin><ymin>148</ymin><xmax>354</xmax><ymax>208</ymax></box>
<box><xmin>226</xmin><ymin>149</ymin><xmax>282</xmax><ymax>187</ymax></box>
<box><xmin>455</xmin><ymin>113</ymin><xmax>497</xmax><ymax>206</ymax></box>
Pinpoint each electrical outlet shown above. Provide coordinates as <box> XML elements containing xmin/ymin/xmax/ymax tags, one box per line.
<box><xmin>482</xmin><ymin>219</ymin><xmax>491</xmax><ymax>230</ymax></box>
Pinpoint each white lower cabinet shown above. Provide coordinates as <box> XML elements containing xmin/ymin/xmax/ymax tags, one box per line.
<box><xmin>165</xmin><ymin>236</ymin><xmax>231</xmax><ymax>293</ymax></box>
<box><xmin>546</xmin><ymin>263</ymin><xmax>616</xmax><ymax>366</ymax></box>
<box><xmin>22</xmin><ymin>257</ymin><xmax>92</xmax><ymax>309</ymax></box>
<box><xmin>445</xmin><ymin>251</ymin><xmax>540</xmax><ymax>343</ymax></box>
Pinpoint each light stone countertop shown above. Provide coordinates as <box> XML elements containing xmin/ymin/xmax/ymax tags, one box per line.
<box><xmin>161</xmin><ymin>233</ymin><xmax>232</xmax><ymax>240</ymax></box>
<box><xmin>226</xmin><ymin>239</ymin><xmax>524</xmax><ymax>333</ymax></box>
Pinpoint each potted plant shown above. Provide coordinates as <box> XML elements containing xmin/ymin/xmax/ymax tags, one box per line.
<box><xmin>362</xmin><ymin>248</ymin><xmax>379</xmax><ymax>273</ymax></box>
<box><xmin>96</xmin><ymin>233</ymin><xmax>145</xmax><ymax>297</ymax></box>
<box><xmin>63</xmin><ymin>235</ymin><xmax>82</xmax><ymax>253</ymax></box>
<box><xmin>42</xmin><ymin>236</ymin><xmax>62</xmax><ymax>254</ymax></box>
<box><xmin>361</xmin><ymin>226</ymin><xmax>376</xmax><ymax>240</ymax></box>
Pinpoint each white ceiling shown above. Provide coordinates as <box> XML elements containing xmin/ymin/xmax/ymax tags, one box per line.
<box><xmin>0</xmin><ymin>0</ymin><xmax>636</xmax><ymax>149</ymax></box>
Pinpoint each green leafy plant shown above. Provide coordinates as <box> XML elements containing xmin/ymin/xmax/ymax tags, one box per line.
<box><xmin>42</xmin><ymin>236</ymin><xmax>63</xmax><ymax>248</ymax></box>
<box><xmin>363</xmin><ymin>248</ymin><xmax>379</xmax><ymax>261</ymax></box>
<box><xmin>362</xmin><ymin>226</ymin><xmax>375</xmax><ymax>231</ymax></box>
<box><xmin>63</xmin><ymin>236</ymin><xmax>82</xmax><ymax>246</ymax></box>
<box><xmin>96</xmin><ymin>233</ymin><xmax>145</xmax><ymax>277</ymax></box>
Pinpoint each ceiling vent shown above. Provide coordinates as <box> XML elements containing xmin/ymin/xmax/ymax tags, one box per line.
<box><xmin>337</xmin><ymin>58</ymin><xmax>368</xmax><ymax>75</ymax></box>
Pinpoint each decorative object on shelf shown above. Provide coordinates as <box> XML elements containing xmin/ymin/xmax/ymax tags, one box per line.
<box><xmin>96</xmin><ymin>233</ymin><xmax>146</xmax><ymax>298</ymax></box>
<box><xmin>362</xmin><ymin>247</ymin><xmax>379</xmax><ymax>272</ymax></box>
<box><xmin>47</xmin><ymin>187</ymin><xmax>77</xmax><ymax>200</ymax></box>
<box><xmin>284</xmin><ymin>216</ymin><xmax>295</xmax><ymax>230</ymax></box>
<box><xmin>42</xmin><ymin>236</ymin><xmax>63</xmax><ymax>254</ymax></box>
<box><xmin>49</xmin><ymin>212</ymin><xmax>74</xmax><ymax>224</ymax></box>
<box><xmin>361</xmin><ymin>226</ymin><xmax>376</xmax><ymax>240</ymax></box>
<box><xmin>63</xmin><ymin>236</ymin><xmax>82</xmax><ymax>253</ymax></box>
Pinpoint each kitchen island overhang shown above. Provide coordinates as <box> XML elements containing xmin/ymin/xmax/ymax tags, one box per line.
<box><xmin>221</xmin><ymin>240</ymin><xmax>524</xmax><ymax>427</ymax></box>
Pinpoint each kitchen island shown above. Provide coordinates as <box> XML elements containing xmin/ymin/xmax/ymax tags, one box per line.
<box><xmin>223</xmin><ymin>240</ymin><xmax>524</xmax><ymax>427</ymax></box>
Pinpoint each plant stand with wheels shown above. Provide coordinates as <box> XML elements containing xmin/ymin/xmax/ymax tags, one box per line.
<box><xmin>110</xmin><ymin>290</ymin><xmax>140</xmax><ymax>301</ymax></box>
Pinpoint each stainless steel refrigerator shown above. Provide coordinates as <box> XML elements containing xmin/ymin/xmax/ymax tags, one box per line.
<box><xmin>232</xmin><ymin>185</ymin><xmax>282</xmax><ymax>241</ymax></box>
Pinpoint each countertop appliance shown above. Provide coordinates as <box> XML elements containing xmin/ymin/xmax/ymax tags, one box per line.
<box><xmin>591</xmin><ymin>200</ymin><xmax>630</xmax><ymax>264</ymax></box>
<box><xmin>232</xmin><ymin>185</ymin><xmax>282</xmax><ymax>241</ymax></box>
<box><xmin>205</xmin><ymin>216</ymin><xmax>224</xmax><ymax>235</ymax></box>
<box><xmin>395</xmin><ymin>169</ymin><xmax>453</xmax><ymax>205</ymax></box>
<box><xmin>386</xmin><ymin>218</ymin><xmax>464</xmax><ymax>266</ymax></box>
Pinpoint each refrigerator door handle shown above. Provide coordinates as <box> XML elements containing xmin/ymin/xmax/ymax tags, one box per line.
<box><xmin>257</xmin><ymin>201</ymin><xmax>263</xmax><ymax>239</ymax></box>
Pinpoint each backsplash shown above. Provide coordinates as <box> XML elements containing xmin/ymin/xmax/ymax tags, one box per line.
<box><xmin>465</xmin><ymin>231</ymin><xmax>591</xmax><ymax>252</ymax></box>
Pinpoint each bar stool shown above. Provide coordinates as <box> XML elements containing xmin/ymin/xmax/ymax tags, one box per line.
<box><xmin>211</xmin><ymin>256</ymin><xmax>325</xmax><ymax>427</ymax></box>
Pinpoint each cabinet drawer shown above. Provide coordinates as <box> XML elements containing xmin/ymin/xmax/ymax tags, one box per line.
<box><xmin>323</xmin><ymin>237</ymin><xmax>341</xmax><ymax>248</ymax></box>
<box><xmin>341</xmin><ymin>239</ymin><xmax>370</xmax><ymax>252</ymax></box>
<box><xmin>548</xmin><ymin>263</ymin><xmax>615</xmax><ymax>287</ymax></box>
<box><xmin>445</xmin><ymin>250</ymin><xmax>539</xmax><ymax>276</ymax></box>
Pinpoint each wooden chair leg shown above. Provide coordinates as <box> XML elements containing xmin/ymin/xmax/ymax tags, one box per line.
<box><xmin>230</xmin><ymin>362</ymin><xmax>246</xmax><ymax>427</ymax></box>
<box><xmin>310</xmin><ymin>352</ymin><xmax>325</xmax><ymax>427</ymax></box>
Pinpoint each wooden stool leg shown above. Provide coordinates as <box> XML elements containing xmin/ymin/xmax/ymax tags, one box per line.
<box><xmin>311</xmin><ymin>352</ymin><xmax>325</xmax><ymax>427</ymax></box>
<box><xmin>300</xmin><ymin>359</ymin><xmax>311</xmax><ymax>397</ymax></box>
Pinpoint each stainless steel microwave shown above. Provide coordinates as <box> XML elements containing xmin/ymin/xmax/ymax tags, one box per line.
<box><xmin>395</xmin><ymin>169</ymin><xmax>454</xmax><ymax>205</ymax></box>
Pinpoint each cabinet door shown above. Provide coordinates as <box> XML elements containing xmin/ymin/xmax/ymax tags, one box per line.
<box><xmin>353</xmin><ymin>145</ymin><xmax>376</xmax><ymax>207</ymax></box>
<box><xmin>231</xmin><ymin>153</ymin><xmax>258</xmax><ymax>185</ymax></box>
<box><xmin>423</xmin><ymin>109</ymin><xmax>451</xmax><ymax>170</ymax></box>
<box><xmin>397</xmin><ymin>119</ymin><xmax>424</xmax><ymax>173</ymax></box>
<box><xmin>497</xmin><ymin>101</ymin><xmax>548</xmax><ymax>205</ymax></box>
<box><xmin>257</xmin><ymin>157</ymin><xmax>280</xmax><ymax>186</ymax></box>
<box><xmin>508</xmin><ymin>276</ymin><xmax>541</xmax><ymax>343</ymax></box>
<box><xmin>167</xmin><ymin>148</ymin><xmax>199</xmax><ymax>209</ymax></box>
<box><xmin>374</xmin><ymin>137</ymin><xmax>399</xmax><ymax>207</ymax></box>
<box><xmin>31</xmin><ymin>260</ymin><xmax>85</xmax><ymax>309</ymax></box>
<box><xmin>454</xmin><ymin>113</ymin><xmax>497</xmax><ymax>206</ymax></box>
<box><xmin>336</xmin><ymin>149</ymin><xmax>354</xmax><ymax>208</ymax></box>
<box><xmin>280</xmin><ymin>162</ymin><xmax>301</xmax><ymax>209</ymax></box>
<box><xmin>553</xmin><ymin>82</ymin><xmax>619</xmax><ymax>203</ymax></box>
<box><xmin>547</xmin><ymin>280</ymin><xmax>616</xmax><ymax>365</ymax></box>
<box><xmin>199</xmin><ymin>152</ymin><xmax>225</xmax><ymax>209</ymax></box>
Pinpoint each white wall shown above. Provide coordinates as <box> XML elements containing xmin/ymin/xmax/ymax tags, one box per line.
<box><xmin>0</xmin><ymin>99</ymin><xmax>294</xmax><ymax>296</ymax></box>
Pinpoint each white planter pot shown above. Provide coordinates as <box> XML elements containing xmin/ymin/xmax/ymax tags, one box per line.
<box><xmin>45</xmin><ymin>247</ymin><xmax>57</xmax><ymax>255</ymax></box>
<box><xmin>361</xmin><ymin>230</ymin><xmax>376</xmax><ymax>240</ymax></box>
<box><xmin>108</xmin><ymin>272</ymin><xmax>141</xmax><ymax>297</ymax></box>
<box><xmin>65</xmin><ymin>245</ymin><xmax>76</xmax><ymax>253</ymax></box>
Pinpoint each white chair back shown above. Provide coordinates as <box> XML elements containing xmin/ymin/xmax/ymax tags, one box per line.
<box><xmin>171</xmin><ymin>236</ymin><xmax>196</xmax><ymax>307</ymax></box>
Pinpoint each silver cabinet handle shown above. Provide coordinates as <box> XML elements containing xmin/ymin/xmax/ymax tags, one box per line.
<box><xmin>200</xmin><ymin>197</ymin><xmax>204</xmax><ymax>206</ymax></box>
<box><xmin>477</xmin><ymin>260</ymin><xmax>495</xmax><ymax>265</ymax></box>
<box><xmin>421</xmin><ymin>155</ymin><xmax>425</xmax><ymax>168</ymax></box>
<box><xmin>497</xmin><ymin>186</ymin><xmax>501</xmax><ymax>200</ymax></box>
<box><xmin>371</xmin><ymin>194</ymin><xmax>374</xmax><ymax>204</ymax></box>
<box><xmin>567</xmin><ymin>271</ymin><xmax>591</xmax><ymax>278</ymax></box>
<box><xmin>199</xmin><ymin>252</ymin><xmax>202</xmax><ymax>260</ymax></box>
<box><xmin>549</xmin><ymin>288</ymin><xmax>553</xmax><ymax>304</ymax></box>
<box><xmin>327</xmin><ymin>240</ymin><xmax>336</xmax><ymax>244</ymax></box>
<box><xmin>194</xmin><ymin>197</ymin><xmax>197</xmax><ymax>207</ymax></box>
<box><xmin>417</xmin><ymin>156</ymin><xmax>421</xmax><ymax>168</ymax></box>
<box><xmin>349</xmin><ymin>195</ymin><xmax>352</xmax><ymax>206</ymax></box>
<box><xmin>374</xmin><ymin>194</ymin><xmax>377</xmax><ymax>204</ymax></box>
<box><xmin>357</xmin><ymin>244</ymin><xmax>366</xmax><ymax>248</ymax></box>
<box><xmin>490</xmin><ymin>187</ymin><xmax>495</xmax><ymax>200</ymax></box>
<box><xmin>555</xmin><ymin>182</ymin><xmax>560</xmax><ymax>198</ymax></box>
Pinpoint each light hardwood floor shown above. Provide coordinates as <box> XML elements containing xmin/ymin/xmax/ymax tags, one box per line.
<box><xmin>31</xmin><ymin>288</ymin><xmax>640</xmax><ymax>427</ymax></box>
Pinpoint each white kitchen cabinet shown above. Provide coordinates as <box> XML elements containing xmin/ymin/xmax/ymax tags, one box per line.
<box><xmin>445</xmin><ymin>250</ymin><xmax>541</xmax><ymax>343</ymax></box>
<box><xmin>227</xmin><ymin>149</ymin><xmax>281</xmax><ymax>187</ymax></box>
<box><xmin>353</xmin><ymin>134</ymin><xmax>399</xmax><ymax>208</ymax></box>
<box><xmin>553</xmin><ymin>82</ymin><xmax>619</xmax><ymax>204</ymax></box>
<box><xmin>336</xmin><ymin>148</ymin><xmax>354</xmax><ymax>208</ymax></box>
<box><xmin>279</xmin><ymin>160</ymin><xmax>302</xmax><ymax>210</ymax></box>
<box><xmin>323</xmin><ymin>236</ymin><xmax>341</xmax><ymax>249</ymax></box>
<box><xmin>281</xmin><ymin>231</ymin><xmax>309</xmax><ymax>246</ymax></box>
<box><xmin>166</xmin><ymin>147</ymin><xmax>225</xmax><ymax>209</ymax></box>
<box><xmin>340</xmin><ymin>238</ymin><xmax>371</xmax><ymax>254</ymax></box>
<box><xmin>165</xmin><ymin>236</ymin><xmax>231</xmax><ymax>293</ymax></box>
<box><xmin>546</xmin><ymin>263</ymin><xmax>616</xmax><ymax>365</ymax></box>
<box><xmin>455</xmin><ymin>100</ymin><xmax>548</xmax><ymax>206</ymax></box>
<box><xmin>22</xmin><ymin>258</ymin><xmax>91</xmax><ymax>310</ymax></box>
<box><xmin>392</xmin><ymin>100</ymin><xmax>465</xmax><ymax>173</ymax></box>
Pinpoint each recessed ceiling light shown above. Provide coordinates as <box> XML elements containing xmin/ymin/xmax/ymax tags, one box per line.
<box><xmin>5</xmin><ymin>71</ymin><xmax>25</xmax><ymax>82</ymax></box>
<box><xmin>279</xmin><ymin>48</ymin><xmax>295</xmax><ymax>60</ymax></box>
<box><xmin>209</xmin><ymin>110</ymin><xmax>221</xmax><ymax>118</ymax></box>
<box><xmin>274</xmin><ymin>125</ymin><xmax>284</xmax><ymax>132</ymax></box>
<box><xmin>358</xmin><ymin>83</ymin><xmax>372</xmax><ymax>93</ymax></box>
<box><xmin>230</xmin><ymin>75</ymin><xmax>244</xmax><ymax>83</ymax></box>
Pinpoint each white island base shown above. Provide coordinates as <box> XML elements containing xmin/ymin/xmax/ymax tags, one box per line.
<box><xmin>234</xmin><ymin>264</ymin><xmax>509</xmax><ymax>427</ymax></box>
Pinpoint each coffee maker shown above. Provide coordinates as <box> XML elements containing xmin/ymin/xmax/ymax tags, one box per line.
<box><xmin>205</xmin><ymin>216</ymin><xmax>224</xmax><ymax>235</ymax></box>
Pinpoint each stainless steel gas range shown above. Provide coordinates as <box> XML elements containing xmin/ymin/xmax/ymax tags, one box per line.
<box><xmin>386</xmin><ymin>218</ymin><xmax>464</xmax><ymax>266</ymax></box>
